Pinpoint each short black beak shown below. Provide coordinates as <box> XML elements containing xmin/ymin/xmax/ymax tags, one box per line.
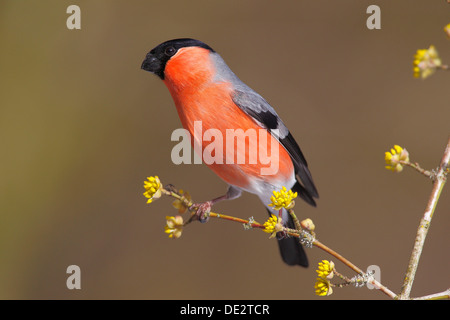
<box><xmin>141</xmin><ymin>53</ymin><xmax>159</xmax><ymax>72</ymax></box>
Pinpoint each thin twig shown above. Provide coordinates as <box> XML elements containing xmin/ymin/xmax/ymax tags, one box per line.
<box><xmin>412</xmin><ymin>288</ymin><xmax>450</xmax><ymax>300</ymax></box>
<box><xmin>313</xmin><ymin>240</ymin><xmax>363</xmax><ymax>274</ymax></box>
<box><xmin>161</xmin><ymin>185</ymin><xmax>400</xmax><ymax>298</ymax></box>
<box><xmin>209</xmin><ymin>212</ymin><xmax>264</xmax><ymax>229</ymax></box>
<box><xmin>399</xmin><ymin>160</ymin><xmax>433</xmax><ymax>178</ymax></box>
<box><xmin>399</xmin><ymin>137</ymin><xmax>450</xmax><ymax>299</ymax></box>
<box><xmin>314</xmin><ymin>239</ymin><xmax>398</xmax><ymax>299</ymax></box>
<box><xmin>287</xmin><ymin>208</ymin><xmax>302</xmax><ymax>231</ymax></box>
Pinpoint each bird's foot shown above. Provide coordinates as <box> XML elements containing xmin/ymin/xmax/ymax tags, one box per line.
<box><xmin>189</xmin><ymin>201</ymin><xmax>212</xmax><ymax>223</ymax></box>
<box><xmin>276</xmin><ymin>230</ymin><xmax>289</xmax><ymax>240</ymax></box>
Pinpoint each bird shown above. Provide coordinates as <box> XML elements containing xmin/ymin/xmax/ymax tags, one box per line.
<box><xmin>141</xmin><ymin>38</ymin><xmax>318</xmax><ymax>267</ymax></box>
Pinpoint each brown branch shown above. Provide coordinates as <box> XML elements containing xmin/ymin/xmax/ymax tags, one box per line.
<box><xmin>161</xmin><ymin>180</ymin><xmax>402</xmax><ymax>299</ymax></box>
<box><xmin>399</xmin><ymin>137</ymin><xmax>450</xmax><ymax>299</ymax></box>
<box><xmin>412</xmin><ymin>288</ymin><xmax>450</xmax><ymax>300</ymax></box>
<box><xmin>399</xmin><ymin>160</ymin><xmax>433</xmax><ymax>178</ymax></box>
<box><xmin>313</xmin><ymin>239</ymin><xmax>397</xmax><ymax>299</ymax></box>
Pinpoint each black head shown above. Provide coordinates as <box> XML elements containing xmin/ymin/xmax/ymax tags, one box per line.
<box><xmin>141</xmin><ymin>38</ymin><xmax>215</xmax><ymax>80</ymax></box>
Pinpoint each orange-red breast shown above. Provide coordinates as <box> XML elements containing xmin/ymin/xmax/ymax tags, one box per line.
<box><xmin>142</xmin><ymin>38</ymin><xmax>318</xmax><ymax>267</ymax></box>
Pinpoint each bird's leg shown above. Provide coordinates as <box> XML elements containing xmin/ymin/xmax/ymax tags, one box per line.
<box><xmin>190</xmin><ymin>186</ymin><xmax>242</xmax><ymax>223</ymax></box>
<box><xmin>276</xmin><ymin>209</ymin><xmax>289</xmax><ymax>239</ymax></box>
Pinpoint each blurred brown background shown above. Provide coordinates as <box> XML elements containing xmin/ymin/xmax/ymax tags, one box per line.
<box><xmin>0</xmin><ymin>0</ymin><xmax>449</xmax><ymax>300</ymax></box>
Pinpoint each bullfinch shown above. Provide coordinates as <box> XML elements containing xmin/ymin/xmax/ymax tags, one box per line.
<box><xmin>141</xmin><ymin>38</ymin><xmax>318</xmax><ymax>267</ymax></box>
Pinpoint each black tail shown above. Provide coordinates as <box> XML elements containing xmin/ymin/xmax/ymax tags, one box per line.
<box><xmin>267</xmin><ymin>209</ymin><xmax>308</xmax><ymax>267</ymax></box>
<box><xmin>293</xmin><ymin>181</ymin><xmax>317</xmax><ymax>207</ymax></box>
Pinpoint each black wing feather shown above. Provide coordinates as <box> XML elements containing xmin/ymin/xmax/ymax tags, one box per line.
<box><xmin>232</xmin><ymin>90</ymin><xmax>318</xmax><ymax>206</ymax></box>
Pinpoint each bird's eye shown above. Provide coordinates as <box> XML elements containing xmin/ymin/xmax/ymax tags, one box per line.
<box><xmin>164</xmin><ymin>46</ymin><xmax>176</xmax><ymax>57</ymax></box>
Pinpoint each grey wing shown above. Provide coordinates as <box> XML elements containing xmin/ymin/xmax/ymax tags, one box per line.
<box><xmin>232</xmin><ymin>89</ymin><xmax>318</xmax><ymax>206</ymax></box>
